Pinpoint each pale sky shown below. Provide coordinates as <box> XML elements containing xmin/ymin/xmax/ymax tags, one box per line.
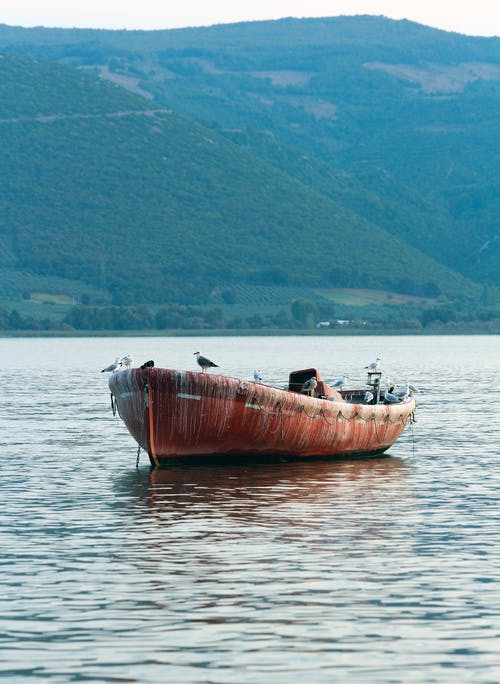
<box><xmin>1</xmin><ymin>0</ymin><xmax>499</xmax><ymax>37</ymax></box>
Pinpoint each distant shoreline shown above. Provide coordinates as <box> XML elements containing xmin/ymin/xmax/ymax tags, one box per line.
<box><xmin>1</xmin><ymin>327</ymin><xmax>499</xmax><ymax>338</ymax></box>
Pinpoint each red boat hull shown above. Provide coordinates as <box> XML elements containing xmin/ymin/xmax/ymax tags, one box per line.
<box><xmin>109</xmin><ymin>368</ymin><xmax>415</xmax><ymax>466</ymax></box>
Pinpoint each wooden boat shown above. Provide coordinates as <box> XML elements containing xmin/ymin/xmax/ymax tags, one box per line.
<box><xmin>108</xmin><ymin>366</ymin><xmax>416</xmax><ymax>467</ymax></box>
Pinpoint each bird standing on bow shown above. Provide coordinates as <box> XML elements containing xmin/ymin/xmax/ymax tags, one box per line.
<box><xmin>395</xmin><ymin>381</ymin><xmax>420</xmax><ymax>400</ymax></box>
<box><xmin>383</xmin><ymin>376</ymin><xmax>396</xmax><ymax>393</ymax></box>
<box><xmin>365</xmin><ymin>356</ymin><xmax>381</xmax><ymax>372</ymax></box>
<box><xmin>384</xmin><ymin>390</ymin><xmax>401</xmax><ymax>404</ymax></box>
<box><xmin>101</xmin><ymin>357</ymin><xmax>121</xmax><ymax>373</ymax></box>
<box><xmin>301</xmin><ymin>376</ymin><xmax>317</xmax><ymax>397</ymax></box>
<box><xmin>194</xmin><ymin>351</ymin><xmax>218</xmax><ymax>373</ymax></box>
<box><xmin>331</xmin><ymin>375</ymin><xmax>348</xmax><ymax>390</ymax></box>
<box><xmin>120</xmin><ymin>354</ymin><xmax>133</xmax><ymax>369</ymax></box>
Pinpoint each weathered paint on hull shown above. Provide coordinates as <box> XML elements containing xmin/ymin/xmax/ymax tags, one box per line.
<box><xmin>109</xmin><ymin>368</ymin><xmax>415</xmax><ymax>466</ymax></box>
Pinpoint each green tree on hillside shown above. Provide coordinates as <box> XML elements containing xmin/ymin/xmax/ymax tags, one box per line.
<box><xmin>291</xmin><ymin>298</ymin><xmax>318</xmax><ymax>328</ymax></box>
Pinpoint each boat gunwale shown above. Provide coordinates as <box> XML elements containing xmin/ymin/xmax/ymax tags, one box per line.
<box><xmin>109</xmin><ymin>366</ymin><xmax>417</xmax><ymax>421</ymax></box>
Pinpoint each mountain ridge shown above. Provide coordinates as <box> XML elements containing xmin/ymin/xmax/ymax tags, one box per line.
<box><xmin>0</xmin><ymin>16</ymin><xmax>498</xmax><ymax>321</ymax></box>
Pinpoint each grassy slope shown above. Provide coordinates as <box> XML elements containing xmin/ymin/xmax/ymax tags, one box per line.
<box><xmin>2</xmin><ymin>17</ymin><xmax>494</xmax><ymax>284</ymax></box>
<box><xmin>0</xmin><ymin>52</ymin><xmax>478</xmax><ymax>308</ymax></box>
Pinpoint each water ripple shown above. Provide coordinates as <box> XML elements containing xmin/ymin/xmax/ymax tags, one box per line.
<box><xmin>0</xmin><ymin>335</ymin><xmax>499</xmax><ymax>682</ymax></box>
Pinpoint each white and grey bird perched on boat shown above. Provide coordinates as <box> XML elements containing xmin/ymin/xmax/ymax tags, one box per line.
<box><xmin>120</xmin><ymin>354</ymin><xmax>133</xmax><ymax>369</ymax></box>
<box><xmin>331</xmin><ymin>375</ymin><xmax>348</xmax><ymax>390</ymax></box>
<box><xmin>253</xmin><ymin>370</ymin><xmax>263</xmax><ymax>383</ymax></box>
<box><xmin>364</xmin><ymin>390</ymin><xmax>374</xmax><ymax>404</ymax></box>
<box><xmin>395</xmin><ymin>382</ymin><xmax>410</xmax><ymax>399</ymax></box>
<box><xmin>406</xmin><ymin>382</ymin><xmax>420</xmax><ymax>394</ymax></box>
<box><xmin>395</xmin><ymin>381</ymin><xmax>420</xmax><ymax>399</ymax></box>
<box><xmin>301</xmin><ymin>376</ymin><xmax>317</xmax><ymax>396</ymax></box>
<box><xmin>365</xmin><ymin>356</ymin><xmax>381</xmax><ymax>372</ymax></box>
<box><xmin>101</xmin><ymin>356</ymin><xmax>121</xmax><ymax>373</ymax></box>
<box><xmin>194</xmin><ymin>351</ymin><xmax>218</xmax><ymax>373</ymax></box>
<box><xmin>384</xmin><ymin>390</ymin><xmax>401</xmax><ymax>404</ymax></box>
<box><xmin>383</xmin><ymin>376</ymin><xmax>396</xmax><ymax>393</ymax></box>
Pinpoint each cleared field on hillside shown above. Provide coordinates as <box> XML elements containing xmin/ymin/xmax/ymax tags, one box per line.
<box><xmin>315</xmin><ymin>288</ymin><xmax>435</xmax><ymax>306</ymax></box>
<box><xmin>30</xmin><ymin>292</ymin><xmax>74</xmax><ymax>305</ymax></box>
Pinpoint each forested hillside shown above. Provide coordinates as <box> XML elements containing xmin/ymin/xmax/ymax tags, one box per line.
<box><xmin>1</xmin><ymin>16</ymin><xmax>498</xmax><ymax>288</ymax></box>
<box><xmin>1</xmin><ymin>53</ymin><xmax>468</xmax><ymax>305</ymax></box>
<box><xmin>0</xmin><ymin>16</ymin><xmax>498</xmax><ymax>331</ymax></box>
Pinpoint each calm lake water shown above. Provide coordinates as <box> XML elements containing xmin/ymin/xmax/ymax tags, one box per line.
<box><xmin>1</xmin><ymin>335</ymin><xmax>499</xmax><ymax>683</ymax></box>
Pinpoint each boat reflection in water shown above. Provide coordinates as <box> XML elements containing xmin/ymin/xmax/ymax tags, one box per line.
<box><xmin>118</xmin><ymin>456</ymin><xmax>412</xmax><ymax>531</ymax></box>
<box><xmin>114</xmin><ymin>457</ymin><xmax>414</xmax><ymax>620</ymax></box>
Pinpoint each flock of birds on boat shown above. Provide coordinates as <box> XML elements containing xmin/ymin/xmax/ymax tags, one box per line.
<box><xmin>101</xmin><ymin>352</ymin><xmax>418</xmax><ymax>404</ymax></box>
<box><xmin>100</xmin><ymin>354</ymin><xmax>134</xmax><ymax>372</ymax></box>
<box><xmin>296</xmin><ymin>374</ymin><xmax>417</xmax><ymax>404</ymax></box>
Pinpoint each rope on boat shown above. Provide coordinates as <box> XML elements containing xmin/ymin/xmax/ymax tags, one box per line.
<box><xmin>141</xmin><ymin>379</ymin><xmax>149</xmax><ymax>450</ymax></box>
<box><xmin>145</xmin><ymin>376</ymin><xmax>159</xmax><ymax>468</ymax></box>
<box><xmin>317</xmin><ymin>408</ymin><xmax>339</xmax><ymax>425</ymax></box>
<box><xmin>255</xmin><ymin>399</ymin><xmax>285</xmax><ymax>439</ymax></box>
<box><xmin>277</xmin><ymin>401</ymin><xmax>284</xmax><ymax>439</ymax></box>
<box><xmin>299</xmin><ymin>404</ymin><xmax>323</xmax><ymax>419</ymax></box>
<box><xmin>385</xmin><ymin>413</ymin><xmax>408</xmax><ymax>425</ymax></box>
<box><xmin>251</xmin><ymin>393</ymin><xmax>414</xmax><ymax>427</ymax></box>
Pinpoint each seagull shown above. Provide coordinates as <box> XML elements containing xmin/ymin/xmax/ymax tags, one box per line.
<box><xmin>194</xmin><ymin>351</ymin><xmax>218</xmax><ymax>373</ymax></box>
<box><xmin>364</xmin><ymin>390</ymin><xmax>374</xmax><ymax>404</ymax></box>
<box><xmin>301</xmin><ymin>376</ymin><xmax>317</xmax><ymax>396</ymax></box>
<box><xmin>383</xmin><ymin>376</ymin><xmax>396</xmax><ymax>393</ymax></box>
<box><xmin>395</xmin><ymin>382</ymin><xmax>411</xmax><ymax>399</ymax></box>
<box><xmin>101</xmin><ymin>357</ymin><xmax>121</xmax><ymax>373</ymax></box>
<box><xmin>396</xmin><ymin>381</ymin><xmax>420</xmax><ymax>399</ymax></box>
<box><xmin>120</xmin><ymin>354</ymin><xmax>133</xmax><ymax>369</ymax></box>
<box><xmin>331</xmin><ymin>375</ymin><xmax>348</xmax><ymax>390</ymax></box>
<box><xmin>253</xmin><ymin>370</ymin><xmax>263</xmax><ymax>383</ymax></box>
<box><xmin>365</xmin><ymin>356</ymin><xmax>381</xmax><ymax>372</ymax></box>
<box><xmin>384</xmin><ymin>390</ymin><xmax>401</xmax><ymax>404</ymax></box>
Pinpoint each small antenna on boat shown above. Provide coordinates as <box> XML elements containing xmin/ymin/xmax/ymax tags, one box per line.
<box><xmin>367</xmin><ymin>371</ymin><xmax>382</xmax><ymax>404</ymax></box>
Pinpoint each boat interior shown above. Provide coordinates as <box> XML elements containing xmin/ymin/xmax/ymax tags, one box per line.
<box><xmin>288</xmin><ymin>368</ymin><xmax>375</xmax><ymax>404</ymax></box>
